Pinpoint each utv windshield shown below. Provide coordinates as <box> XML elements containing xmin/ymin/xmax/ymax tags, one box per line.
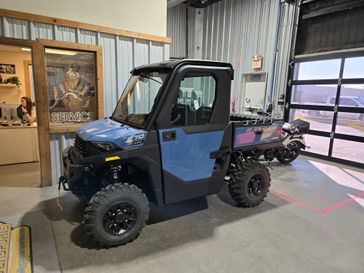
<box><xmin>112</xmin><ymin>71</ymin><xmax>169</xmax><ymax>128</ymax></box>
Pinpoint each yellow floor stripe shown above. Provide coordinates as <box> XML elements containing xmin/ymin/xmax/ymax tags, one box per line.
<box><xmin>0</xmin><ymin>223</ymin><xmax>11</xmax><ymax>273</ymax></box>
<box><xmin>9</xmin><ymin>226</ymin><xmax>32</xmax><ymax>273</ymax></box>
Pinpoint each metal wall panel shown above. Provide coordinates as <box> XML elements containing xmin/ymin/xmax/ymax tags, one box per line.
<box><xmin>133</xmin><ymin>40</ymin><xmax>152</xmax><ymax>113</ymax></box>
<box><xmin>167</xmin><ymin>4</ymin><xmax>187</xmax><ymax>58</ymax></box>
<box><xmin>3</xmin><ymin>17</ymin><xmax>29</xmax><ymax>39</ymax></box>
<box><xmin>150</xmin><ymin>42</ymin><xmax>165</xmax><ymax>63</ymax></box>
<box><xmin>31</xmin><ymin>22</ymin><xmax>54</xmax><ymax>40</ymax></box>
<box><xmin>272</xmin><ymin>3</ymin><xmax>296</xmax><ymax>116</ymax></box>
<box><xmin>50</xmin><ymin>133</ymin><xmax>75</xmax><ymax>183</ymax></box>
<box><xmin>0</xmin><ymin>15</ymin><xmax>170</xmax><ymax>184</ymax></box>
<box><xmin>78</xmin><ymin>29</ymin><xmax>97</xmax><ymax>45</ymax></box>
<box><xmin>202</xmin><ymin>0</ymin><xmax>280</xmax><ymax>114</ymax></box>
<box><xmin>99</xmin><ymin>33</ymin><xmax>118</xmax><ymax>117</ymax></box>
<box><xmin>134</xmin><ymin>39</ymin><xmax>149</xmax><ymax>67</ymax></box>
<box><xmin>117</xmin><ymin>36</ymin><xmax>133</xmax><ymax>93</ymax></box>
<box><xmin>167</xmin><ymin>0</ymin><xmax>296</xmax><ymax>117</ymax></box>
<box><xmin>164</xmin><ymin>44</ymin><xmax>170</xmax><ymax>60</ymax></box>
<box><xmin>55</xmin><ymin>25</ymin><xmax>76</xmax><ymax>42</ymax></box>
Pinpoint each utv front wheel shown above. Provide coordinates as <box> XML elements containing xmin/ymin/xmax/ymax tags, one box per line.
<box><xmin>228</xmin><ymin>161</ymin><xmax>271</xmax><ymax>207</ymax></box>
<box><xmin>83</xmin><ymin>183</ymin><xmax>149</xmax><ymax>248</ymax></box>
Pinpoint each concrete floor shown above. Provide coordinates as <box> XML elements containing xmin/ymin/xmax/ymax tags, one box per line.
<box><xmin>0</xmin><ymin>156</ymin><xmax>363</xmax><ymax>273</ymax></box>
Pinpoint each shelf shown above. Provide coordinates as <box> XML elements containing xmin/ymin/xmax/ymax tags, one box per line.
<box><xmin>0</xmin><ymin>84</ymin><xmax>17</xmax><ymax>88</ymax></box>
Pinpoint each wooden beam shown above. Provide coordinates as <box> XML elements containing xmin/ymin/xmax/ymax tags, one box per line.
<box><xmin>38</xmin><ymin>39</ymin><xmax>103</xmax><ymax>52</ymax></box>
<box><xmin>0</xmin><ymin>36</ymin><xmax>34</xmax><ymax>47</ymax></box>
<box><xmin>32</xmin><ymin>41</ymin><xmax>53</xmax><ymax>187</ymax></box>
<box><xmin>49</xmin><ymin>124</ymin><xmax>85</xmax><ymax>133</ymax></box>
<box><xmin>23</xmin><ymin>60</ymin><xmax>32</xmax><ymax>99</ymax></box>
<box><xmin>96</xmin><ymin>47</ymin><xmax>104</xmax><ymax>120</ymax></box>
<box><xmin>0</xmin><ymin>8</ymin><xmax>171</xmax><ymax>44</ymax></box>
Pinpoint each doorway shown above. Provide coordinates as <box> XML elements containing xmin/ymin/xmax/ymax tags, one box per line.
<box><xmin>241</xmin><ymin>73</ymin><xmax>268</xmax><ymax>115</ymax></box>
<box><xmin>0</xmin><ymin>44</ymin><xmax>41</xmax><ymax>187</ymax></box>
<box><xmin>286</xmin><ymin>53</ymin><xmax>364</xmax><ymax>167</ymax></box>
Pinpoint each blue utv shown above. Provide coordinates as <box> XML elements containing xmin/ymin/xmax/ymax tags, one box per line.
<box><xmin>59</xmin><ymin>59</ymin><xmax>283</xmax><ymax>247</ymax></box>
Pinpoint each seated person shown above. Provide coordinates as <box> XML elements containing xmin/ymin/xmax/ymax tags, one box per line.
<box><xmin>18</xmin><ymin>96</ymin><xmax>36</xmax><ymax>124</ymax></box>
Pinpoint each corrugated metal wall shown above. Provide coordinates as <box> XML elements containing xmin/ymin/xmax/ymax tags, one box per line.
<box><xmin>167</xmin><ymin>4</ymin><xmax>187</xmax><ymax>58</ymax></box>
<box><xmin>167</xmin><ymin>0</ymin><xmax>296</xmax><ymax>116</ymax></box>
<box><xmin>273</xmin><ymin>2</ymin><xmax>297</xmax><ymax>115</ymax></box>
<box><xmin>1</xmin><ymin>16</ymin><xmax>170</xmax><ymax>184</ymax></box>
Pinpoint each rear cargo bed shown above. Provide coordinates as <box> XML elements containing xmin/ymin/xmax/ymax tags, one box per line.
<box><xmin>230</xmin><ymin>114</ymin><xmax>283</xmax><ymax>151</ymax></box>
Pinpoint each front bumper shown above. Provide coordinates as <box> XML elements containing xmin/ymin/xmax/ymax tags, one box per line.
<box><xmin>60</xmin><ymin>146</ymin><xmax>91</xmax><ymax>191</ymax></box>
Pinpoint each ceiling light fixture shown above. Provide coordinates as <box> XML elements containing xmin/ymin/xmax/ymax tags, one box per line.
<box><xmin>45</xmin><ymin>48</ymin><xmax>78</xmax><ymax>56</ymax></box>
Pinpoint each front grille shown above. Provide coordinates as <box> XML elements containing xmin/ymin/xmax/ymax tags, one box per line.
<box><xmin>75</xmin><ymin>135</ymin><xmax>87</xmax><ymax>156</ymax></box>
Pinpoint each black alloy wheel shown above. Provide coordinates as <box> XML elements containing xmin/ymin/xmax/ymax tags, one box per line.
<box><xmin>228</xmin><ymin>160</ymin><xmax>271</xmax><ymax>207</ymax></box>
<box><xmin>84</xmin><ymin>183</ymin><xmax>149</xmax><ymax>248</ymax></box>
<box><xmin>103</xmin><ymin>202</ymin><xmax>138</xmax><ymax>235</ymax></box>
<box><xmin>247</xmin><ymin>174</ymin><xmax>265</xmax><ymax>198</ymax></box>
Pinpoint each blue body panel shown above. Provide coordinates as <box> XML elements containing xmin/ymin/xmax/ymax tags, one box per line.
<box><xmin>77</xmin><ymin>118</ymin><xmax>147</xmax><ymax>150</ymax></box>
<box><xmin>158</xmin><ymin>128</ymin><xmax>224</xmax><ymax>182</ymax></box>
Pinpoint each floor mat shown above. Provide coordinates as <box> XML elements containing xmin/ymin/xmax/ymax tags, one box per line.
<box><xmin>0</xmin><ymin>223</ymin><xmax>32</xmax><ymax>273</ymax></box>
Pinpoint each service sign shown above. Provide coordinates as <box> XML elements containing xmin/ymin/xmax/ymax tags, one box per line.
<box><xmin>50</xmin><ymin>112</ymin><xmax>95</xmax><ymax>123</ymax></box>
<box><xmin>46</xmin><ymin>48</ymin><xmax>97</xmax><ymax>125</ymax></box>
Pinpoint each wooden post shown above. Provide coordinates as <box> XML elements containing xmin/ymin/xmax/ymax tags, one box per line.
<box><xmin>32</xmin><ymin>41</ymin><xmax>53</xmax><ymax>187</ymax></box>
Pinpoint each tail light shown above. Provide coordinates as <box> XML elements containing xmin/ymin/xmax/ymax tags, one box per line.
<box><xmin>279</xmin><ymin>127</ymin><xmax>283</xmax><ymax>137</ymax></box>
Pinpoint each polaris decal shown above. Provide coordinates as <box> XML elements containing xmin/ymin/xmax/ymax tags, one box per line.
<box><xmin>234</xmin><ymin>124</ymin><xmax>281</xmax><ymax>147</ymax></box>
<box><xmin>124</xmin><ymin>133</ymin><xmax>147</xmax><ymax>146</ymax></box>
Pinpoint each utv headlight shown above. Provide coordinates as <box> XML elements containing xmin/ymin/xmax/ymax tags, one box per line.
<box><xmin>91</xmin><ymin>142</ymin><xmax>117</xmax><ymax>152</ymax></box>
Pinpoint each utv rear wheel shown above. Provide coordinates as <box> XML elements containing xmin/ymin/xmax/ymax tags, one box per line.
<box><xmin>83</xmin><ymin>183</ymin><xmax>149</xmax><ymax>248</ymax></box>
<box><xmin>228</xmin><ymin>161</ymin><xmax>271</xmax><ymax>207</ymax></box>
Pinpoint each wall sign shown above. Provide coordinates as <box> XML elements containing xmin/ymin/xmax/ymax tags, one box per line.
<box><xmin>0</xmin><ymin>63</ymin><xmax>15</xmax><ymax>74</ymax></box>
<box><xmin>45</xmin><ymin>48</ymin><xmax>97</xmax><ymax>125</ymax></box>
<box><xmin>252</xmin><ymin>55</ymin><xmax>263</xmax><ymax>70</ymax></box>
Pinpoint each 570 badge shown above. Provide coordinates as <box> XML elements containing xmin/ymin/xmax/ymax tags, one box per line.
<box><xmin>125</xmin><ymin>133</ymin><xmax>146</xmax><ymax>146</ymax></box>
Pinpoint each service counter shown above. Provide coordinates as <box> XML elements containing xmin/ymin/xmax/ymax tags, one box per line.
<box><xmin>0</xmin><ymin>125</ymin><xmax>39</xmax><ymax>165</ymax></box>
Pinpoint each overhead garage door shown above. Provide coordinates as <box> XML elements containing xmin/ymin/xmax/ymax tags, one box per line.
<box><xmin>285</xmin><ymin>0</ymin><xmax>364</xmax><ymax>167</ymax></box>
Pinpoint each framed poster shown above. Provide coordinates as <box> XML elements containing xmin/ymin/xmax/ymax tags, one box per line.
<box><xmin>0</xmin><ymin>63</ymin><xmax>15</xmax><ymax>74</ymax></box>
<box><xmin>42</xmin><ymin>43</ymin><xmax>103</xmax><ymax>132</ymax></box>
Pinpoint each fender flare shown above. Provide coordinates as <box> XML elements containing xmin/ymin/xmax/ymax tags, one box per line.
<box><xmin>283</xmin><ymin>137</ymin><xmax>306</xmax><ymax>148</ymax></box>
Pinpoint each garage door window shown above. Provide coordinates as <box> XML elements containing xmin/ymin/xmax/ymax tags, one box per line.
<box><xmin>287</xmin><ymin>54</ymin><xmax>364</xmax><ymax>167</ymax></box>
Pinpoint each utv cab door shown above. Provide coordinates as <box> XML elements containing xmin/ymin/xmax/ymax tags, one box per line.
<box><xmin>157</xmin><ymin>65</ymin><xmax>233</xmax><ymax>204</ymax></box>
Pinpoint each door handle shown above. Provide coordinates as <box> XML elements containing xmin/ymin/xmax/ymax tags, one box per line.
<box><xmin>162</xmin><ymin>130</ymin><xmax>176</xmax><ymax>141</ymax></box>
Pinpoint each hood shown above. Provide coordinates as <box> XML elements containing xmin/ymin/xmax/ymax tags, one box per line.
<box><xmin>77</xmin><ymin>118</ymin><xmax>147</xmax><ymax>149</ymax></box>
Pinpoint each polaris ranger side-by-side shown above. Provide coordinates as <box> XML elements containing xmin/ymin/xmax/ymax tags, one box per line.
<box><xmin>59</xmin><ymin>59</ymin><xmax>284</xmax><ymax>247</ymax></box>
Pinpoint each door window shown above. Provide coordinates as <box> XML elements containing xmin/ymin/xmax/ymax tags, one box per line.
<box><xmin>171</xmin><ymin>75</ymin><xmax>216</xmax><ymax>126</ymax></box>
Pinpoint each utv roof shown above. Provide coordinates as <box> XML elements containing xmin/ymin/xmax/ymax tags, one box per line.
<box><xmin>132</xmin><ymin>59</ymin><xmax>234</xmax><ymax>79</ymax></box>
